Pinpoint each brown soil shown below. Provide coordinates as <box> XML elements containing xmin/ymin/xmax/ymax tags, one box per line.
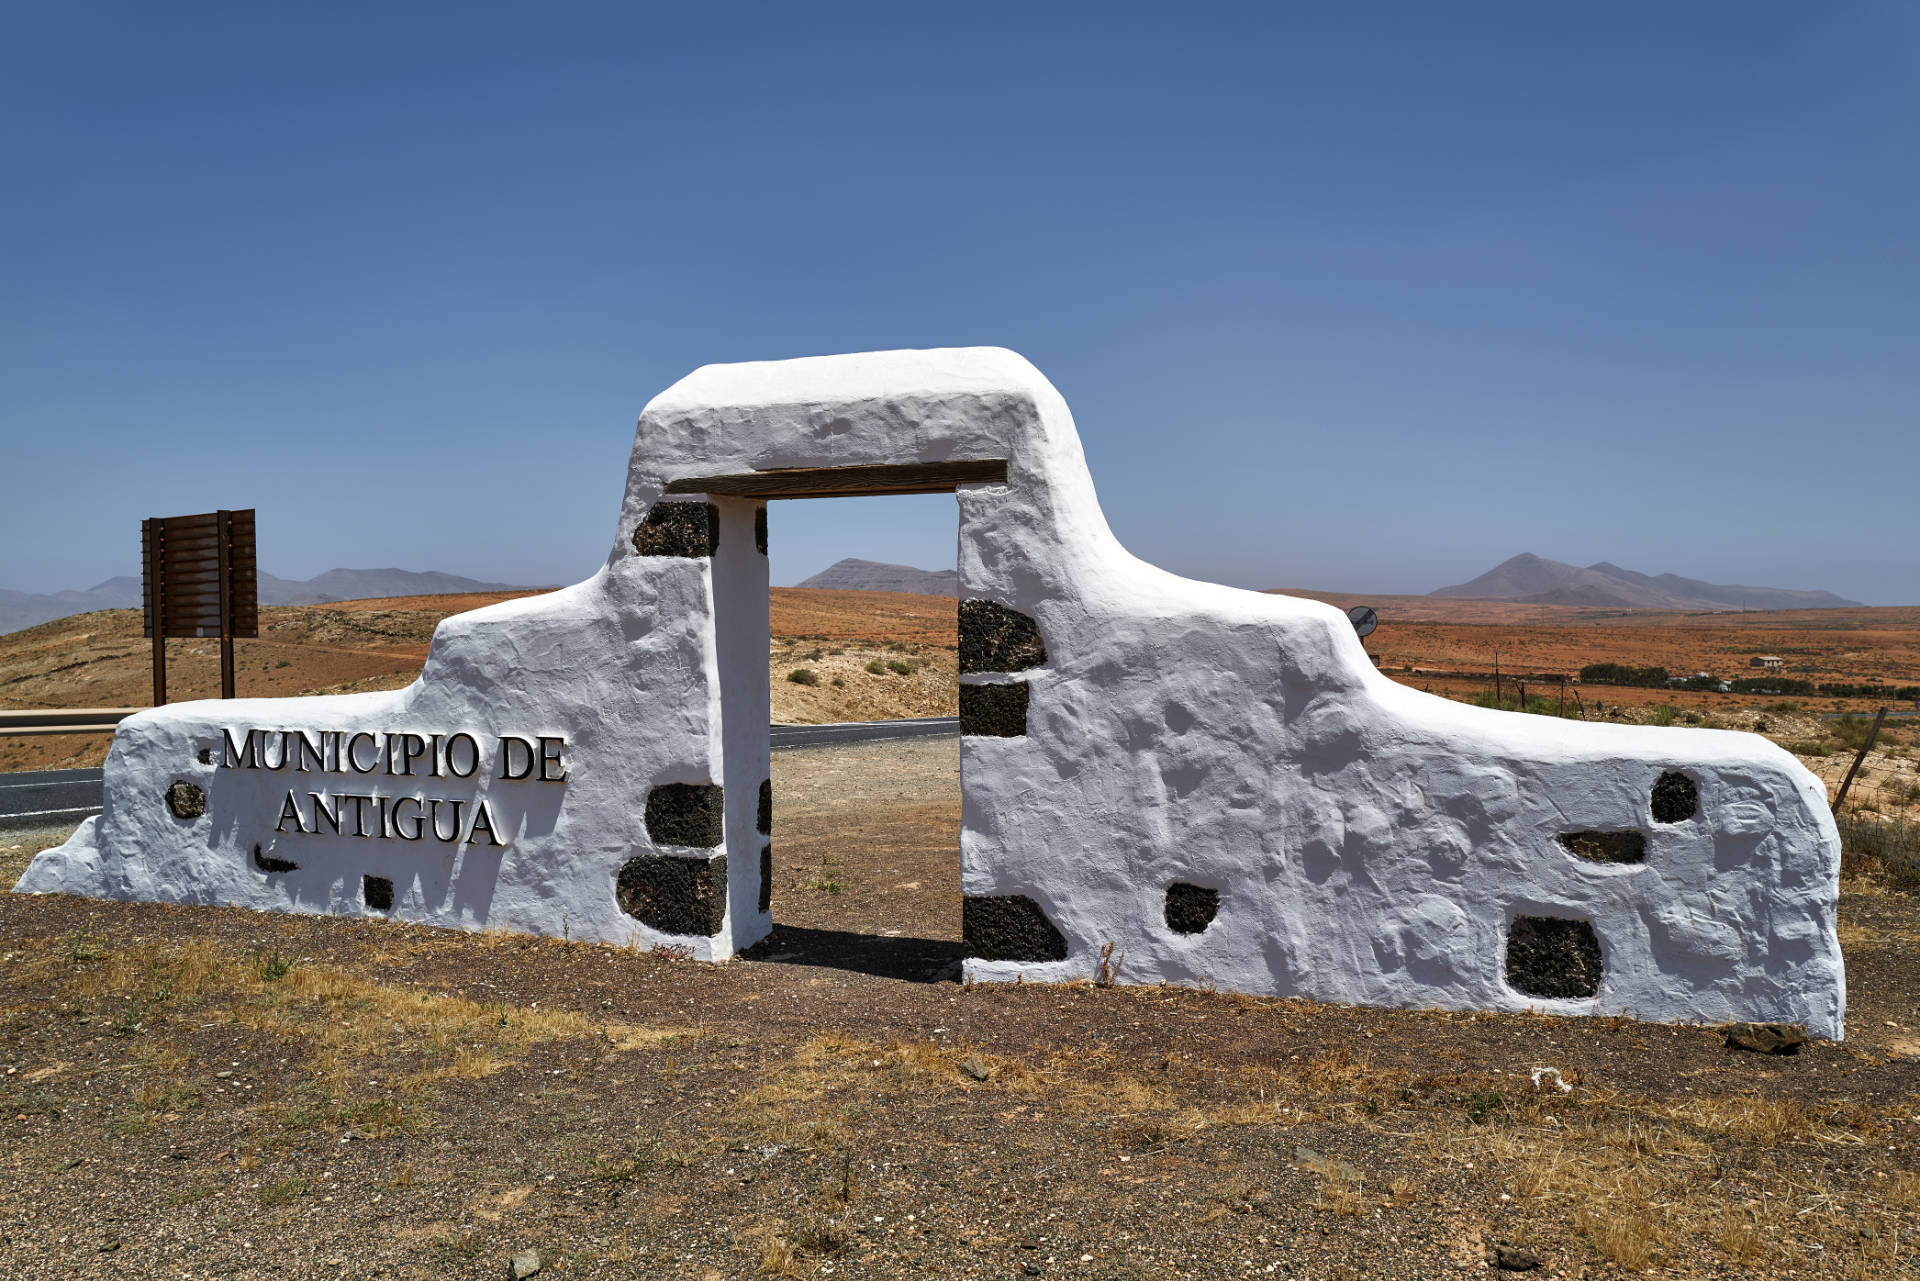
<box><xmin>3</xmin><ymin>741</ymin><xmax>1918</xmax><ymax>1279</ymax></box>
<box><xmin>1282</xmin><ymin>591</ymin><xmax>1920</xmax><ymax>696</ymax></box>
<box><xmin>770</xmin><ymin>587</ymin><xmax>955</xmax><ymax>649</ymax></box>
<box><xmin>768</xmin><ymin>588</ymin><xmax>959</xmax><ymax>724</ymax></box>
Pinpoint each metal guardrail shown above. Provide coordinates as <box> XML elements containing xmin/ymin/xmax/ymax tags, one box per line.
<box><xmin>0</xmin><ymin>708</ymin><xmax>141</xmax><ymax>737</ymax></box>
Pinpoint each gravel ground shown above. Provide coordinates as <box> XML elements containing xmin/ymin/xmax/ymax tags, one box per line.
<box><xmin>1</xmin><ymin>740</ymin><xmax>1917</xmax><ymax>1280</ymax></box>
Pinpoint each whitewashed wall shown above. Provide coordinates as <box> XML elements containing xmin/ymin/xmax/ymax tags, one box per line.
<box><xmin>19</xmin><ymin>348</ymin><xmax>1845</xmax><ymax>1037</ymax></box>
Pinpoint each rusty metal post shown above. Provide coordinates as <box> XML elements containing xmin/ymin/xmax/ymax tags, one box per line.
<box><xmin>144</xmin><ymin>517</ymin><xmax>166</xmax><ymax>706</ymax></box>
<box><xmin>216</xmin><ymin>509</ymin><xmax>235</xmax><ymax>699</ymax></box>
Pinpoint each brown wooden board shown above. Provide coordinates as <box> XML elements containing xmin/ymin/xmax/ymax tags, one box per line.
<box><xmin>664</xmin><ymin>459</ymin><xmax>1008</xmax><ymax>499</ymax></box>
<box><xmin>143</xmin><ymin>509</ymin><xmax>258</xmax><ymax>639</ymax></box>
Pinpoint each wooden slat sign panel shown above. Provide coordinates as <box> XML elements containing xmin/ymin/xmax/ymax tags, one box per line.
<box><xmin>142</xmin><ymin>508</ymin><xmax>256</xmax><ymax>703</ymax></box>
<box><xmin>142</xmin><ymin>509</ymin><xmax>257</xmax><ymax>639</ymax></box>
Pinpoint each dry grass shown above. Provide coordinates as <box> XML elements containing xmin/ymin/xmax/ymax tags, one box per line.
<box><xmin>1446</xmin><ymin>1085</ymin><xmax>1910</xmax><ymax>1276</ymax></box>
<box><xmin>9</xmin><ymin>916</ymin><xmax>1917</xmax><ymax>1279</ymax></box>
<box><xmin>57</xmin><ymin>935</ymin><xmax>684</xmax><ymax>1055</ymax></box>
<box><xmin>32</xmin><ymin>930</ymin><xmax>698</xmax><ymax>1143</ymax></box>
<box><xmin>737</xmin><ymin>1013</ymin><xmax>1920</xmax><ymax>1281</ymax></box>
<box><xmin>1573</xmin><ymin>1200</ymin><xmax>1659</xmax><ymax>1271</ymax></box>
<box><xmin>693</xmin><ymin>1007</ymin><xmax>1893</xmax><ymax>1278</ymax></box>
<box><xmin>755</xmin><ymin>1227</ymin><xmax>800</xmax><ymax>1278</ymax></box>
<box><xmin>1713</xmin><ymin>1210</ymin><xmax>1768</xmax><ymax>1266</ymax></box>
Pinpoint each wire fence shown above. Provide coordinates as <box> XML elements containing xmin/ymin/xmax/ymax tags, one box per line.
<box><xmin>1821</xmin><ymin>708</ymin><xmax>1920</xmax><ymax>886</ymax></box>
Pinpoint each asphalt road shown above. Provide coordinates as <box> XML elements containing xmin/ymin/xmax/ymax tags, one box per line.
<box><xmin>0</xmin><ymin>767</ymin><xmax>107</xmax><ymax>833</ymax></box>
<box><xmin>769</xmin><ymin>716</ymin><xmax>958</xmax><ymax>751</ymax></box>
<box><xmin>0</xmin><ymin>718</ymin><xmax>959</xmax><ymax>832</ymax></box>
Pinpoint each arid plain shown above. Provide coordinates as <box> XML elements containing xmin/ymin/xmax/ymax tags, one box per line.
<box><xmin>5</xmin><ymin>588</ymin><xmax>1916</xmax><ymax>812</ymax></box>
<box><xmin>4</xmin><ymin>589</ymin><xmax>1920</xmax><ymax>1276</ymax></box>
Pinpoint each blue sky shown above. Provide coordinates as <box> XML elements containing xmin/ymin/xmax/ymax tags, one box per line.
<box><xmin>3</xmin><ymin>2</ymin><xmax>1915</xmax><ymax>603</ymax></box>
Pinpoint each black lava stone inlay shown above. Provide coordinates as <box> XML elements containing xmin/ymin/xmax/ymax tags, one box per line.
<box><xmin>252</xmin><ymin>843</ymin><xmax>298</xmax><ymax>874</ymax></box>
<box><xmin>1164</xmin><ymin>883</ymin><xmax>1219</xmax><ymax>934</ymax></box>
<box><xmin>644</xmin><ymin>782</ymin><xmax>725</xmax><ymax>848</ymax></box>
<box><xmin>758</xmin><ymin>843</ymin><xmax>772</xmax><ymax>914</ymax></box>
<box><xmin>959</xmin><ymin>599</ymin><xmax>1048</xmax><ymax>674</ymax></box>
<box><xmin>1557</xmin><ymin>830</ymin><xmax>1647</xmax><ymax>864</ymax></box>
<box><xmin>631</xmin><ymin>501</ymin><xmax>719</xmax><ymax>558</ymax></box>
<box><xmin>196</xmin><ymin>748</ymin><xmax>213</xmax><ymax>765</ymax></box>
<box><xmin>363</xmin><ymin>875</ymin><xmax>394</xmax><ymax>911</ymax></box>
<box><xmin>1505</xmin><ymin>915</ymin><xmax>1604</xmax><ymax>1000</ymax></box>
<box><xmin>164</xmin><ymin>780</ymin><xmax>206</xmax><ymax>819</ymax></box>
<box><xmin>960</xmin><ymin>681</ymin><xmax>1029</xmax><ymax>737</ymax></box>
<box><xmin>963</xmin><ymin>894</ymin><xmax>1068</xmax><ymax>962</ymax></box>
<box><xmin>616</xmin><ymin>853</ymin><xmax>728</xmax><ymax>936</ymax></box>
<box><xmin>757</xmin><ymin>778</ymin><xmax>772</xmax><ymax>835</ymax></box>
<box><xmin>754</xmin><ymin>506</ymin><xmax>768</xmax><ymax>555</ymax></box>
<box><xmin>1650</xmin><ymin>771</ymin><xmax>1698</xmax><ymax>824</ymax></box>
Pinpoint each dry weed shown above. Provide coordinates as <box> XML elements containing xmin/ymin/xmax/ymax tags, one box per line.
<box><xmin>1574</xmin><ymin>1201</ymin><xmax>1660</xmax><ymax>1271</ymax></box>
<box><xmin>1311</xmin><ymin>1176</ymin><xmax>1366</xmax><ymax>1217</ymax></box>
<box><xmin>1882</xmin><ymin>1170</ymin><xmax>1920</xmax><ymax>1208</ymax></box>
<box><xmin>1713</xmin><ymin>1211</ymin><xmax>1766</xmax><ymax>1265</ymax></box>
<box><xmin>754</xmin><ymin>1225</ymin><xmax>800</xmax><ymax>1279</ymax></box>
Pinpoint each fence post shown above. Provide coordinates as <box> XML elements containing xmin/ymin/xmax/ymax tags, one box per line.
<box><xmin>1833</xmin><ymin>706</ymin><xmax>1888</xmax><ymax>813</ymax></box>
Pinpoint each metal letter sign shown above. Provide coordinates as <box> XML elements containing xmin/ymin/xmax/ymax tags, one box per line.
<box><xmin>141</xmin><ymin>508</ymin><xmax>258</xmax><ymax>704</ymax></box>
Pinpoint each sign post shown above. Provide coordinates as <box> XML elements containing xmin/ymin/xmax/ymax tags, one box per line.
<box><xmin>142</xmin><ymin>509</ymin><xmax>257</xmax><ymax>705</ymax></box>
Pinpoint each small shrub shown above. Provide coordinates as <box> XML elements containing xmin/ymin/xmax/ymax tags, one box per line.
<box><xmin>830</xmin><ymin>677</ymin><xmax>845</xmax><ymax>687</ymax></box>
<box><xmin>886</xmin><ymin>660</ymin><xmax>911</xmax><ymax>676</ymax></box>
<box><xmin>111</xmin><ymin>999</ymin><xmax>151</xmax><ymax>1039</ymax></box>
<box><xmin>793</xmin><ymin>1213</ymin><xmax>850</xmax><ymax>1253</ymax></box>
<box><xmin>1464</xmin><ymin>1091</ymin><xmax>1505</xmax><ymax>1124</ymax></box>
<box><xmin>786</xmin><ymin>669</ymin><xmax>819</xmax><ymax>686</ymax></box>
<box><xmin>1468</xmin><ymin>690</ymin><xmax>1582</xmax><ymax>720</ymax></box>
<box><xmin>864</xmin><ymin>659</ymin><xmax>887</xmax><ymax>675</ymax></box>
<box><xmin>592</xmin><ymin>1139</ymin><xmax>691</xmax><ymax>1181</ymax></box>
<box><xmin>259</xmin><ymin>1177</ymin><xmax>306</xmax><ymax>1207</ymax></box>
<box><xmin>1644</xmin><ymin>704</ymin><xmax>1679</xmax><ymax>727</ymax></box>
<box><xmin>253</xmin><ymin>948</ymin><xmax>295</xmax><ymax>981</ymax></box>
<box><xmin>5</xmin><ymin>1088</ymin><xmax>61</xmax><ymax>1117</ymax></box>
<box><xmin>427</xmin><ymin>1228</ymin><xmax>483</xmax><ymax>1264</ymax></box>
<box><xmin>1580</xmin><ymin>662</ymin><xmax>1669</xmax><ymax>688</ymax></box>
<box><xmin>1834</xmin><ymin>713</ymin><xmax>1885</xmax><ymax>752</ymax></box>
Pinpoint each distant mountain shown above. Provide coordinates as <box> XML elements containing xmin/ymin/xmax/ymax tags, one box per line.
<box><xmin>0</xmin><ymin>568</ymin><xmax>527</xmax><ymax>635</ymax></box>
<box><xmin>1431</xmin><ymin>554</ymin><xmax>1863</xmax><ymax>611</ymax></box>
<box><xmin>794</xmin><ymin>558</ymin><xmax>959</xmax><ymax>597</ymax></box>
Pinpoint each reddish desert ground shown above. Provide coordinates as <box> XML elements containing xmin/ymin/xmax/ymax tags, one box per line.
<box><xmin>4</xmin><ymin>589</ymin><xmax>1916</xmax><ymax>804</ymax></box>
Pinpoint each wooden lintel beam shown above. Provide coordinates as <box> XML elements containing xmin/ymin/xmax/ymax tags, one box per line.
<box><xmin>664</xmin><ymin>459</ymin><xmax>1008</xmax><ymax>499</ymax></box>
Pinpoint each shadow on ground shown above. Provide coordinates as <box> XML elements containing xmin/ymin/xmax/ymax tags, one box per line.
<box><xmin>743</xmin><ymin>924</ymin><xmax>963</xmax><ymax>983</ymax></box>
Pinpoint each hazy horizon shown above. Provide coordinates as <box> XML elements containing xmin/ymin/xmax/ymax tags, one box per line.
<box><xmin>2</xmin><ymin>543</ymin><xmax>1893</xmax><ymax>610</ymax></box>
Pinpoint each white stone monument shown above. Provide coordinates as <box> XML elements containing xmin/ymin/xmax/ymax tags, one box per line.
<box><xmin>18</xmin><ymin>348</ymin><xmax>1845</xmax><ymax>1037</ymax></box>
